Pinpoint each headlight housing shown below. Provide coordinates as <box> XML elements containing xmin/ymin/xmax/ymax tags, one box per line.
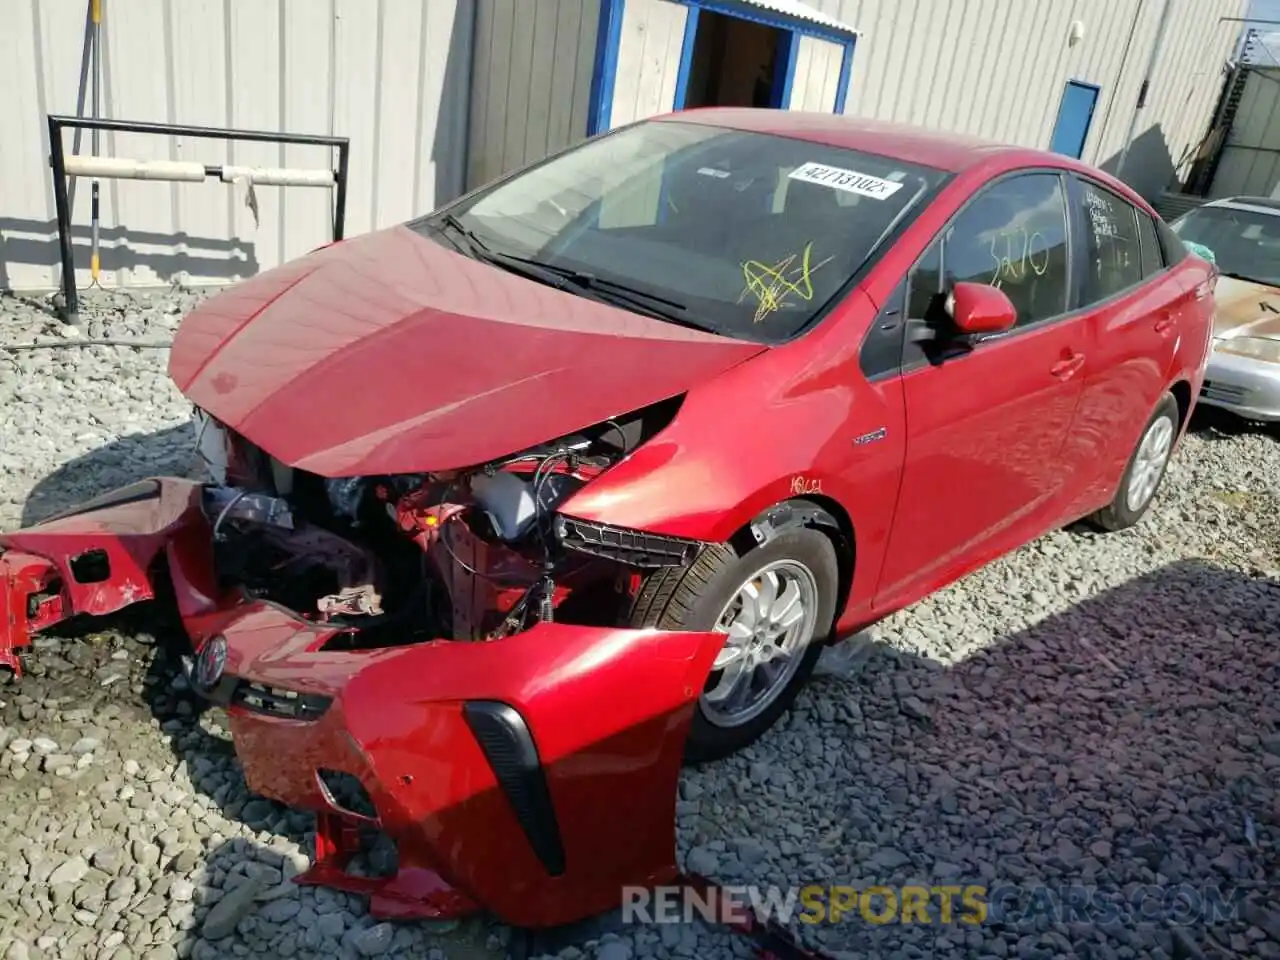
<box><xmin>553</xmin><ymin>515</ymin><xmax>702</xmax><ymax>567</ymax></box>
<box><xmin>1214</xmin><ymin>335</ymin><xmax>1280</xmax><ymax>363</ymax></box>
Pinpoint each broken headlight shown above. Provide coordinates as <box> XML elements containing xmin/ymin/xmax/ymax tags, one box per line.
<box><xmin>473</xmin><ymin>469</ymin><xmax>587</xmax><ymax>542</ymax></box>
<box><xmin>553</xmin><ymin>515</ymin><xmax>701</xmax><ymax>568</ymax></box>
<box><xmin>192</xmin><ymin>407</ymin><xmax>230</xmax><ymax>485</ymax></box>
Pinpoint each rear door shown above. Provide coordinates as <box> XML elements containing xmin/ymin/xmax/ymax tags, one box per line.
<box><xmin>1055</xmin><ymin>176</ymin><xmax>1183</xmax><ymax>510</ymax></box>
<box><xmin>874</xmin><ymin>170</ymin><xmax>1088</xmax><ymax>608</ymax></box>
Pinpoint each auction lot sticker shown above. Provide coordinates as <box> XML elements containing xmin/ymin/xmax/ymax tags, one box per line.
<box><xmin>788</xmin><ymin>162</ymin><xmax>904</xmax><ymax>199</ymax></box>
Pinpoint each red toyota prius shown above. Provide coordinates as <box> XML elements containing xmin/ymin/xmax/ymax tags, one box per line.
<box><xmin>0</xmin><ymin>108</ymin><xmax>1215</xmax><ymax>930</ymax></box>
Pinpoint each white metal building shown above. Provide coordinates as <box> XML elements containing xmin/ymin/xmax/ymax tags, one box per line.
<box><xmin>0</xmin><ymin>0</ymin><xmax>1249</xmax><ymax>293</ymax></box>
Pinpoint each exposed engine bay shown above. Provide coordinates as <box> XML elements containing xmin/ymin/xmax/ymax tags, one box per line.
<box><xmin>193</xmin><ymin>399</ymin><xmax>703</xmax><ymax>648</ymax></box>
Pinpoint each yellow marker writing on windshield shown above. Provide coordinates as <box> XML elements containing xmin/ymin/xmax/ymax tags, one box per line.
<box><xmin>740</xmin><ymin>242</ymin><xmax>833</xmax><ymax>323</ymax></box>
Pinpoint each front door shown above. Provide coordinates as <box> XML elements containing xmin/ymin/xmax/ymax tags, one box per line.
<box><xmin>875</xmin><ymin>171</ymin><xmax>1087</xmax><ymax>607</ymax></box>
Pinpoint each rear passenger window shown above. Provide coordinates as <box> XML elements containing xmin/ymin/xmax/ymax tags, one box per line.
<box><xmin>1136</xmin><ymin>210</ymin><xmax>1163</xmax><ymax>278</ymax></box>
<box><xmin>1079</xmin><ymin>180</ymin><xmax>1144</xmax><ymax>301</ymax></box>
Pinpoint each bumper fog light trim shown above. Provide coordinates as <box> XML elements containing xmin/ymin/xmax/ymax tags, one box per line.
<box><xmin>462</xmin><ymin>700</ymin><xmax>566</xmax><ymax>877</ymax></box>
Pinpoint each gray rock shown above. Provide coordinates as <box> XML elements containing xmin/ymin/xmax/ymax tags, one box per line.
<box><xmin>348</xmin><ymin>922</ymin><xmax>395</xmax><ymax>956</ymax></box>
<box><xmin>596</xmin><ymin>941</ymin><xmax>633</xmax><ymax>960</ymax></box>
<box><xmin>48</xmin><ymin>855</ymin><xmax>89</xmax><ymax>886</ymax></box>
<box><xmin>201</xmin><ymin>877</ymin><xmax>261</xmax><ymax>940</ymax></box>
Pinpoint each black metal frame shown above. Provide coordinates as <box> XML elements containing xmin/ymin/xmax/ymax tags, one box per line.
<box><xmin>47</xmin><ymin>114</ymin><xmax>350</xmax><ymax>322</ymax></box>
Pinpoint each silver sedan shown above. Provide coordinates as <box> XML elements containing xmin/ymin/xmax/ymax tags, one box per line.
<box><xmin>1170</xmin><ymin>196</ymin><xmax>1280</xmax><ymax>422</ymax></box>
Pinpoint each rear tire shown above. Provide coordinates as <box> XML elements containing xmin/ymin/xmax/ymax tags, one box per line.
<box><xmin>1089</xmin><ymin>392</ymin><xmax>1179</xmax><ymax>532</ymax></box>
<box><xmin>625</xmin><ymin>527</ymin><xmax>838</xmax><ymax>764</ymax></box>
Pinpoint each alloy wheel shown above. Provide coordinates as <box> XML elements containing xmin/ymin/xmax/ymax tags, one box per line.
<box><xmin>701</xmin><ymin>559</ymin><xmax>819</xmax><ymax>728</ymax></box>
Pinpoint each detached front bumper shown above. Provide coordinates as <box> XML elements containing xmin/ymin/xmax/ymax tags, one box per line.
<box><xmin>0</xmin><ymin>476</ymin><xmax>730</xmax><ymax>931</ymax></box>
<box><xmin>1200</xmin><ymin>350</ymin><xmax>1280</xmax><ymax>421</ymax></box>
<box><xmin>194</xmin><ymin>605</ymin><xmax>723</xmax><ymax>929</ymax></box>
<box><xmin>0</xmin><ymin>478</ymin><xmax>228</xmax><ymax>672</ymax></box>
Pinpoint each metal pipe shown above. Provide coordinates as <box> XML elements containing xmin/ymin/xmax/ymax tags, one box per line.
<box><xmin>1093</xmin><ymin>0</ymin><xmax>1147</xmax><ymax>166</ymax></box>
<box><xmin>46</xmin><ymin>114</ymin><xmax>350</xmax><ymax>324</ymax></box>
<box><xmin>63</xmin><ymin>156</ymin><xmax>337</xmax><ymax>187</ymax></box>
<box><xmin>220</xmin><ymin>165</ymin><xmax>336</xmax><ymax>187</ymax></box>
<box><xmin>334</xmin><ymin>141</ymin><xmax>350</xmax><ymax>241</ymax></box>
<box><xmin>67</xmin><ymin>2</ymin><xmax>98</xmax><ymax>217</ymax></box>
<box><xmin>48</xmin><ymin>116</ymin><xmax>78</xmax><ymax>323</ymax></box>
<box><xmin>48</xmin><ymin>114</ymin><xmax>350</xmax><ymax>148</ymax></box>
<box><xmin>1116</xmin><ymin>0</ymin><xmax>1175</xmax><ymax>178</ymax></box>
<box><xmin>64</xmin><ymin>157</ymin><xmax>207</xmax><ymax>181</ymax></box>
<box><xmin>90</xmin><ymin>0</ymin><xmax>102</xmax><ymax>286</ymax></box>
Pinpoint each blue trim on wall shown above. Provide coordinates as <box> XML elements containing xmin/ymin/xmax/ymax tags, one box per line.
<box><xmin>587</xmin><ymin>0</ymin><xmax>626</xmax><ymax>136</ymax></box>
<box><xmin>775</xmin><ymin>30</ymin><xmax>798</xmax><ymax>109</ymax></box>
<box><xmin>672</xmin><ymin>6</ymin><xmax>701</xmax><ymax>111</ymax></box>
<box><xmin>833</xmin><ymin>36</ymin><xmax>855</xmax><ymax>114</ymax></box>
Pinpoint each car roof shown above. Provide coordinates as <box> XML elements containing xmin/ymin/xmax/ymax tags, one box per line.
<box><xmin>656</xmin><ymin>107</ymin><xmax>1077</xmax><ymax>174</ymax></box>
<box><xmin>1200</xmin><ymin>195</ymin><xmax>1280</xmax><ymax>215</ymax></box>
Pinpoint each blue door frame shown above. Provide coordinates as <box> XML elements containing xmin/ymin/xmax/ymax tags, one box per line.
<box><xmin>1049</xmin><ymin>80</ymin><xmax>1101</xmax><ymax>160</ymax></box>
<box><xmin>588</xmin><ymin>0</ymin><xmax>857</xmax><ymax>136</ymax></box>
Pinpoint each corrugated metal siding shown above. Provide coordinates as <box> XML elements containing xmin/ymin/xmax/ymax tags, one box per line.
<box><xmin>790</xmin><ymin>35</ymin><xmax>843</xmax><ymax>112</ymax></box>
<box><xmin>1207</xmin><ymin>67</ymin><xmax>1280</xmax><ymax>198</ymax></box>
<box><xmin>466</xmin><ymin>0</ymin><xmax>599</xmax><ymax>192</ymax></box>
<box><xmin>0</xmin><ymin>0</ymin><xmax>473</xmax><ymax>293</ymax></box>
<box><xmin>610</xmin><ymin>0</ymin><xmax>688</xmax><ymax>129</ymax></box>
<box><xmin>806</xmin><ymin>0</ymin><xmax>1247</xmax><ymax>199</ymax></box>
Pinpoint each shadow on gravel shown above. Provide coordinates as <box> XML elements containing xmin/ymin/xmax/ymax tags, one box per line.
<box><xmin>1186</xmin><ymin>404</ymin><xmax>1280</xmax><ymax>443</ymax></box>
<box><xmin>772</xmin><ymin>557</ymin><xmax>1280</xmax><ymax>960</ymax></box>
<box><xmin>19</xmin><ymin>423</ymin><xmax>199</xmax><ymax>528</ymax></box>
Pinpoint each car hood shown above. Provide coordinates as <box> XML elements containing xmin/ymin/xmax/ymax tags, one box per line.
<box><xmin>1213</xmin><ymin>275</ymin><xmax>1280</xmax><ymax>342</ymax></box>
<box><xmin>169</xmin><ymin>225</ymin><xmax>766</xmax><ymax>476</ymax></box>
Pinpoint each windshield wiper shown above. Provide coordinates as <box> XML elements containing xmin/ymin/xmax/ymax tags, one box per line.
<box><xmin>475</xmin><ymin>253</ymin><xmax>707</xmax><ymax>328</ymax></box>
<box><xmin>437</xmin><ymin>213</ymin><xmax>490</xmax><ymax>255</ymax></box>
<box><xmin>510</xmin><ymin>260</ymin><xmax>687</xmax><ymax>312</ymax></box>
<box><xmin>436</xmin><ymin>216</ymin><xmax>581</xmax><ymax>290</ymax></box>
<box><xmin>434</xmin><ymin>217</ymin><xmax>712</xmax><ymax>331</ymax></box>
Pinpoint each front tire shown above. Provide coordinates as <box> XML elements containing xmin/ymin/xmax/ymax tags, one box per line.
<box><xmin>625</xmin><ymin>527</ymin><xmax>839</xmax><ymax>764</ymax></box>
<box><xmin>1089</xmin><ymin>392</ymin><xmax>1179</xmax><ymax>532</ymax></box>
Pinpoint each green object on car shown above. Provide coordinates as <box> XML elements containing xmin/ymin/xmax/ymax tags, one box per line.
<box><xmin>1183</xmin><ymin>240</ymin><xmax>1216</xmax><ymax>264</ymax></box>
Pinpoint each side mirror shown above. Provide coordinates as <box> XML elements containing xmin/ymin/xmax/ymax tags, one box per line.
<box><xmin>947</xmin><ymin>282</ymin><xmax>1016</xmax><ymax>335</ymax></box>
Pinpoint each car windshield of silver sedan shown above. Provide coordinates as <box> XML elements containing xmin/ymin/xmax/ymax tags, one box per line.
<box><xmin>1172</xmin><ymin>205</ymin><xmax>1280</xmax><ymax>287</ymax></box>
<box><xmin>412</xmin><ymin>120</ymin><xmax>947</xmax><ymax>343</ymax></box>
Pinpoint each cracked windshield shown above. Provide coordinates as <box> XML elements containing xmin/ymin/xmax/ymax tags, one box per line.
<box><xmin>419</xmin><ymin>120</ymin><xmax>946</xmax><ymax>342</ymax></box>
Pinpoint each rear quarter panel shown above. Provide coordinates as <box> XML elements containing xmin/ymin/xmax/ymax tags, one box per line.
<box><xmin>1169</xmin><ymin>254</ymin><xmax>1216</xmax><ymax>407</ymax></box>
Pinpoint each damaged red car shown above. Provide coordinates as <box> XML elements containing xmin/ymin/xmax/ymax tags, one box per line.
<box><xmin>0</xmin><ymin>109</ymin><xmax>1215</xmax><ymax>930</ymax></box>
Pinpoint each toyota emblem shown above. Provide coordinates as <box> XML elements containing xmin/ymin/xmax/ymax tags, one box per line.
<box><xmin>194</xmin><ymin>635</ymin><xmax>228</xmax><ymax>689</ymax></box>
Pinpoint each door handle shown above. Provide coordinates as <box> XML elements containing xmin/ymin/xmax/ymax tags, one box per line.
<box><xmin>1050</xmin><ymin>352</ymin><xmax>1086</xmax><ymax>379</ymax></box>
<box><xmin>1154</xmin><ymin>314</ymin><xmax>1175</xmax><ymax>335</ymax></box>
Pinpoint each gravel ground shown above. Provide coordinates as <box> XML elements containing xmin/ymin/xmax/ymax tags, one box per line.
<box><xmin>0</xmin><ymin>287</ymin><xmax>1277</xmax><ymax>960</ymax></box>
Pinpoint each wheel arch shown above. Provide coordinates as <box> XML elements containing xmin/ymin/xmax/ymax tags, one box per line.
<box><xmin>1169</xmin><ymin>378</ymin><xmax>1193</xmax><ymax>434</ymax></box>
<box><xmin>725</xmin><ymin>494</ymin><xmax>856</xmax><ymax>642</ymax></box>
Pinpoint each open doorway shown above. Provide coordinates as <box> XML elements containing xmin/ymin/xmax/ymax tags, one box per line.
<box><xmin>681</xmin><ymin>10</ymin><xmax>790</xmax><ymax>109</ymax></box>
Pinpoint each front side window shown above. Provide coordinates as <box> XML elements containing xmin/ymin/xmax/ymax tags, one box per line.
<box><xmin>1170</xmin><ymin>204</ymin><xmax>1280</xmax><ymax>287</ymax></box>
<box><xmin>906</xmin><ymin>173</ymin><xmax>1072</xmax><ymax>330</ymax></box>
<box><xmin>415</xmin><ymin>120</ymin><xmax>948</xmax><ymax>343</ymax></box>
<box><xmin>1079</xmin><ymin>180</ymin><xmax>1144</xmax><ymax>303</ymax></box>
